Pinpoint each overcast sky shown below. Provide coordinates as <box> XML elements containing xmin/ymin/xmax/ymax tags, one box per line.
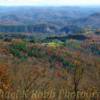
<box><xmin>0</xmin><ymin>0</ymin><xmax>100</xmax><ymax>6</ymax></box>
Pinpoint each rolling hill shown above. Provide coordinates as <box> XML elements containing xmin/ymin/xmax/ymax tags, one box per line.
<box><xmin>0</xmin><ymin>6</ymin><xmax>100</xmax><ymax>34</ymax></box>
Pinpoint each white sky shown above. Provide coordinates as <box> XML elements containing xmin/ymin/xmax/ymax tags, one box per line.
<box><xmin>0</xmin><ymin>0</ymin><xmax>100</xmax><ymax>6</ymax></box>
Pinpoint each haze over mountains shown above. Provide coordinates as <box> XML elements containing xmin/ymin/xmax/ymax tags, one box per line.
<box><xmin>0</xmin><ymin>6</ymin><xmax>100</xmax><ymax>34</ymax></box>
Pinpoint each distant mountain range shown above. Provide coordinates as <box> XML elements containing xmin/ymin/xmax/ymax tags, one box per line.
<box><xmin>0</xmin><ymin>6</ymin><xmax>100</xmax><ymax>34</ymax></box>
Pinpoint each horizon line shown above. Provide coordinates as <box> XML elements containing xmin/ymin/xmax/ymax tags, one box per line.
<box><xmin>0</xmin><ymin>5</ymin><xmax>100</xmax><ymax>7</ymax></box>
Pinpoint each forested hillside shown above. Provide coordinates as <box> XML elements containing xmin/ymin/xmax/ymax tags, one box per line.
<box><xmin>0</xmin><ymin>6</ymin><xmax>100</xmax><ymax>34</ymax></box>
